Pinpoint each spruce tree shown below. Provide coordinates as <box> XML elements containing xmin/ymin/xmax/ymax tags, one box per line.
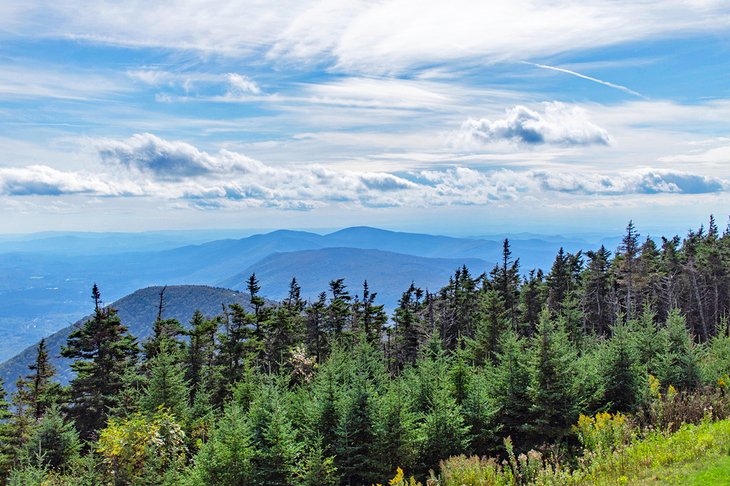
<box><xmin>601</xmin><ymin>323</ymin><xmax>641</xmax><ymax>412</ymax></box>
<box><xmin>16</xmin><ymin>339</ymin><xmax>63</xmax><ymax>422</ymax></box>
<box><xmin>61</xmin><ymin>284</ymin><xmax>139</xmax><ymax>439</ymax></box>
<box><xmin>527</xmin><ymin>310</ymin><xmax>579</xmax><ymax>443</ymax></box>
<box><xmin>658</xmin><ymin>309</ymin><xmax>700</xmax><ymax>390</ymax></box>
<box><xmin>19</xmin><ymin>406</ymin><xmax>80</xmax><ymax>472</ymax></box>
<box><xmin>490</xmin><ymin>239</ymin><xmax>521</xmax><ymax>330</ymax></box>
<box><xmin>0</xmin><ymin>381</ymin><xmax>15</xmax><ymax>479</ymax></box>
<box><xmin>141</xmin><ymin>339</ymin><xmax>189</xmax><ymax>420</ymax></box>
<box><xmin>393</xmin><ymin>283</ymin><xmax>424</xmax><ymax>369</ymax></box>
<box><xmin>184</xmin><ymin>310</ymin><xmax>217</xmax><ymax>408</ymax></box>
<box><xmin>470</xmin><ymin>289</ymin><xmax>509</xmax><ymax>365</ymax></box>
<box><xmin>583</xmin><ymin>246</ymin><xmax>612</xmax><ymax>335</ymax></box>
<box><xmin>245</xmin><ymin>386</ymin><xmax>300</xmax><ymax>486</ymax></box>
<box><xmin>335</xmin><ymin>378</ymin><xmax>378</xmax><ymax>486</ymax></box>
<box><xmin>375</xmin><ymin>381</ymin><xmax>418</xmax><ymax>478</ymax></box>
<box><xmin>326</xmin><ymin>279</ymin><xmax>351</xmax><ymax>337</ymax></box>
<box><xmin>616</xmin><ymin>220</ymin><xmax>641</xmax><ymax>321</ymax></box>
<box><xmin>490</xmin><ymin>330</ymin><xmax>531</xmax><ymax>448</ymax></box>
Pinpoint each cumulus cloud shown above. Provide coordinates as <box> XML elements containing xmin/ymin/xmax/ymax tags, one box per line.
<box><xmin>3</xmin><ymin>135</ymin><xmax>726</xmax><ymax>207</ymax></box>
<box><xmin>0</xmin><ymin>165</ymin><xmax>141</xmax><ymax>196</ymax></box>
<box><xmin>452</xmin><ymin>103</ymin><xmax>610</xmax><ymax>148</ymax></box>
<box><xmin>97</xmin><ymin>133</ymin><xmax>264</xmax><ymax>180</ymax></box>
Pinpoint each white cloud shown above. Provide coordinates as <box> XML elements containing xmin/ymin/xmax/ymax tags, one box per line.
<box><xmin>226</xmin><ymin>73</ymin><xmax>261</xmax><ymax>95</ymax></box>
<box><xmin>4</xmin><ymin>1</ymin><xmax>729</xmax><ymax>75</ymax></box>
<box><xmin>452</xmin><ymin>103</ymin><xmax>610</xmax><ymax>148</ymax></box>
<box><xmin>97</xmin><ymin>133</ymin><xmax>265</xmax><ymax>180</ymax></box>
<box><xmin>91</xmin><ymin>134</ymin><xmax>730</xmax><ymax>208</ymax></box>
<box><xmin>0</xmin><ymin>165</ymin><xmax>141</xmax><ymax>196</ymax></box>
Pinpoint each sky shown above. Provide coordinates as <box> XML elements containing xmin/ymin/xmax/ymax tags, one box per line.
<box><xmin>1</xmin><ymin>1</ymin><xmax>730</xmax><ymax>237</ymax></box>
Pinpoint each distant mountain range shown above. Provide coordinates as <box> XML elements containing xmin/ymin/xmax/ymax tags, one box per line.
<box><xmin>0</xmin><ymin>226</ymin><xmax>614</xmax><ymax>362</ymax></box>
<box><xmin>0</xmin><ymin>285</ymin><xmax>256</xmax><ymax>391</ymax></box>
<box><xmin>221</xmin><ymin>247</ymin><xmax>488</xmax><ymax>309</ymax></box>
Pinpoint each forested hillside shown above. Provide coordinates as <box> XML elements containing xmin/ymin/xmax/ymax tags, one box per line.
<box><xmin>3</xmin><ymin>217</ymin><xmax>730</xmax><ymax>485</ymax></box>
<box><xmin>0</xmin><ymin>226</ymin><xmax>579</xmax><ymax>361</ymax></box>
<box><xmin>0</xmin><ymin>286</ymin><xmax>259</xmax><ymax>390</ymax></box>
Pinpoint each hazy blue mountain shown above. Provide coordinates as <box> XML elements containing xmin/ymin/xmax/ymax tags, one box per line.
<box><xmin>220</xmin><ymin>247</ymin><xmax>489</xmax><ymax>310</ymax></box>
<box><xmin>0</xmin><ymin>285</ymin><xmax>256</xmax><ymax>390</ymax></box>
<box><xmin>0</xmin><ymin>229</ymin><xmax>261</xmax><ymax>255</ymax></box>
<box><xmin>0</xmin><ymin>225</ymin><xmax>612</xmax><ymax>360</ymax></box>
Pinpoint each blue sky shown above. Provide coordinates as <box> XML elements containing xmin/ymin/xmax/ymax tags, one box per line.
<box><xmin>1</xmin><ymin>1</ymin><xmax>730</xmax><ymax>236</ymax></box>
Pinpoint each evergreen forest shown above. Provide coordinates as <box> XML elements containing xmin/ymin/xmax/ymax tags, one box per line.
<box><xmin>4</xmin><ymin>217</ymin><xmax>730</xmax><ymax>485</ymax></box>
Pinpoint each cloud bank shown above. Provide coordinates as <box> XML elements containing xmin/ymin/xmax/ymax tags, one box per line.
<box><xmin>3</xmin><ymin>135</ymin><xmax>726</xmax><ymax>210</ymax></box>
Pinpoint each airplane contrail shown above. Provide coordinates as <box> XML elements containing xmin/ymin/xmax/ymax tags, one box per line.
<box><xmin>522</xmin><ymin>61</ymin><xmax>645</xmax><ymax>98</ymax></box>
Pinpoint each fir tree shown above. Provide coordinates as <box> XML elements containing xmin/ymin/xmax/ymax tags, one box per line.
<box><xmin>601</xmin><ymin>323</ymin><xmax>641</xmax><ymax>412</ymax></box>
<box><xmin>583</xmin><ymin>246</ymin><xmax>612</xmax><ymax>335</ymax></box>
<box><xmin>19</xmin><ymin>339</ymin><xmax>63</xmax><ymax>422</ymax></box>
<box><xmin>141</xmin><ymin>339</ymin><xmax>189</xmax><ymax>420</ymax></box>
<box><xmin>61</xmin><ymin>284</ymin><xmax>139</xmax><ymax>439</ymax></box>
<box><xmin>245</xmin><ymin>386</ymin><xmax>300</xmax><ymax>486</ymax></box>
<box><xmin>490</xmin><ymin>331</ymin><xmax>531</xmax><ymax>448</ymax></box>
<box><xmin>19</xmin><ymin>406</ymin><xmax>80</xmax><ymax>473</ymax></box>
<box><xmin>335</xmin><ymin>378</ymin><xmax>378</xmax><ymax>486</ymax></box>
<box><xmin>0</xmin><ymin>381</ymin><xmax>15</xmax><ymax>479</ymax></box>
<box><xmin>527</xmin><ymin>310</ymin><xmax>579</xmax><ymax>443</ymax></box>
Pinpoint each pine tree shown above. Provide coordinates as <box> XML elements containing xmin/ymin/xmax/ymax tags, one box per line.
<box><xmin>61</xmin><ymin>284</ymin><xmax>139</xmax><ymax>439</ymax></box>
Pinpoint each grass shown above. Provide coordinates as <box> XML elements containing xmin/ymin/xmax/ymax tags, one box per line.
<box><xmin>437</xmin><ymin>417</ymin><xmax>730</xmax><ymax>485</ymax></box>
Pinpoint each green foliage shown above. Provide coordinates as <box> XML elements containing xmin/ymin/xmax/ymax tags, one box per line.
<box><xmin>658</xmin><ymin>309</ymin><xmax>701</xmax><ymax>390</ymax></box>
<box><xmin>490</xmin><ymin>330</ymin><xmax>531</xmax><ymax>448</ymax></box>
<box><xmin>61</xmin><ymin>285</ymin><xmax>139</xmax><ymax>439</ymax></box>
<box><xmin>187</xmin><ymin>405</ymin><xmax>253</xmax><ymax>486</ymax></box>
<box><xmin>600</xmin><ymin>323</ymin><xmax>642</xmax><ymax>412</ymax></box>
<box><xmin>15</xmin><ymin>216</ymin><xmax>730</xmax><ymax>484</ymax></box>
<box><xmin>375</xmin><ymin>382</ymin><xmax>419</xmax><ymax>477</ymax></box>
<box><xmin>19</xmin><ymin>406</ymin><xmax>80</xmax><ymax>472</ymax></box>
<box><xmin>418</xmin><ymin>384</ymin><xmax>470</xmax><ymax>475</ymax></box>
<box><xmin>527</xmin><ymin>310</ymin><xmax>579</xmax><ymax>442</ymax></box>
<box><xmin>141</xmin><ymin>338</ymin><xmax>189</xmax><ymax>420</ymax></box>
<box><xmin>96</xmin><ymin>409</ymin><xmax>187</xmax><ymax>485</ymax></box>
<box><xmin>245</xmin><ymin>385</ymin><xmax>301</xmax><ymax>485</ymax></box>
